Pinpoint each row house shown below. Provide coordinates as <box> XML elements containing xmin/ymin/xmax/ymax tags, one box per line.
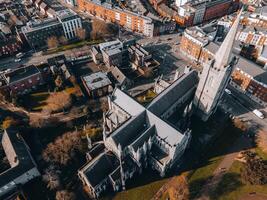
<box><xmin>0</xmin><ymin>37</ymin><xmax>22</xmax><ymax>57</ymax></box>
<box><xmin>180</xmin><ymin>27</ymin><xmax>267</xmax><ymax>106</ymax></box>
<box><xmin>237</xmin><ymin>26</ymin><xmax>267</xmax><ymax>46</ymax></box>
<box><xmin>0</xmin><ymin>64</ymin><xmax>49</xmax><ymax>96</ymax></box>
<box><xmin>76</xmin><ymin>0</ymin><xmax>154</xmax><ymax>37</ymax></box>
<box><xmin>149</xmin><ymin>0</ymin><xmax>239</xmax><ymax>27</ymax></box>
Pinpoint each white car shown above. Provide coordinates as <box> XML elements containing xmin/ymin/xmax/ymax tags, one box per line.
<box><xmin>253</xmin><ymin>109</ymin><xmax>265</xmax><ymax>119</ymax></box>
<box><xmin>225</xmin><ymin>88</ymin><xmax>232</xmax><ymax>95</ymax></box>
<box><xmin>14</xmin><ymin>58</ymin><xmax>21</xmax><ymax>62</ymax></box>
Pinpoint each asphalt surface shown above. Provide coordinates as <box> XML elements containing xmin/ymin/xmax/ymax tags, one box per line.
<box><xmin>0</xmin><ymin>45</ymin><xmax>90</xmax><ymax>71</ymax></box>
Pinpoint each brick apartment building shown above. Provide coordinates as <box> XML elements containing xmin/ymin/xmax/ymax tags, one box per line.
<box><xmin>0</xmin><ymin>64</ymin><xmax>50</xmax><ymax>96</ymax></box>
<box><xmin>149</xmin><ymin>0</ymin><xmax>239</xmax><ymax>27</ymax></box>
<box><xmin>76</xmin><ymin>0</ymin><xmax>154</xmax><ymax>37</ymax></box>
<box><xmin>0</xmin><ymin>37</ymin><xmax>22</xmax><ymax>57</ymax></box>
<box><xmin>237</xmin><ymin>26</ymin><xmax>267</xmax><ymax>46</ymax></box>
<box><xmin>180</xmin><ymin>28</ymin><xmax>267</xmax><ymax>106</ymax></box>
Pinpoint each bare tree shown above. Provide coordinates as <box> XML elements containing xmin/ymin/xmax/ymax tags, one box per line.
<box><xmin>256</xmin><ymin>130</ymin><xmax>267</xmax><ymax>154</ymax></box>
<box><xmin>56</xmin><ymin>190</ymin><xmax>76</xmax><ymax>200</ymax></box>
<box><xmin>43</xmin><ymin>165</ymin><xmax>62</xmax><ymax>190</ymax></box>
<box><xmin>76</xmin><ymin>28</ymin><xmax>86</xmax><ymax>40</ymax></box>
<box><xmin>90</xmin><ymin>19</ymin><xmax>118</xmax><ymax>40</ymax></box>
<box><xmin>47</xmin><ymin>36</ymin><xmax>59</xmax><ymax>49</ymax></box>
<box><xmin>42</xmin><ymin>131</ymin><xmax>85</xmax><ymax>165</ymax></box>
<box><xmin>100</xmin><ymin>97</ymin><xmax>109</xmax><ymax>113</ymax></box>
<box><xmin>44</xmin><ymin>92</ymin><xmax>72</xmax><ymax>113</ymax></box>
<box><xmin>59</xmin><ymin>36</ymin><xmax>68</xmax><ymax>45</ymax></box>
<box><xmin>2</xmin><ymin>116</ymin><xmax>17</xmax><ymax>129</ymax></box>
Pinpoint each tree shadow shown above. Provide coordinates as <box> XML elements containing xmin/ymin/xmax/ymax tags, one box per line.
<box><xmin>210</xmin><ymin>172</ymin><xmax>243</xmax><ymax>200</ymax></box>
<box><xmin>188</xmin><ymin>175</ymin><xmax>213</xmax><ymax>199</ymax></box>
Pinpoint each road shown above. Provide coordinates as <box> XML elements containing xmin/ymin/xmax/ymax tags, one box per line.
<box><xmin>0</xmin><ymin>45</ymin><xmax>91</xmax><ymax>71</ymax></box>
<box><xmin>221</xmin><ymin>91</ymin><xmax>267</xmax><ymax>130</ymax></box>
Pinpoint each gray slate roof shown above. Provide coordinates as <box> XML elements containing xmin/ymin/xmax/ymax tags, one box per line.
<box><xmin>147</xmin><ymin>70</ymin><xmax>199</xmax><ymax>116</ymax></box>
<box><xmin>83</xmin><ymin>152</ymin><xmax>119</xmax><ymax>187</ymax></box>
<box><xmin>0</xmin><ymin>129</ymin><xmax>39</xmax><ymax>197</ymax></box>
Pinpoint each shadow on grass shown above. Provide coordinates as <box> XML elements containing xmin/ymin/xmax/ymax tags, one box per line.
<box><xmin>189</xmin><ymin>175</ymin><xmax>213</xmax><ymax>199</ymax></box>
<box><xmin>210</xmin><ymin>172</ymin><xmax>243</xmax><ymax>200</ymax></box>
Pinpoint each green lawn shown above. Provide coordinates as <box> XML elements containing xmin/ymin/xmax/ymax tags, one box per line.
<box><xmin>211</xmin><ymin>160</ymin><xmax>267</xmax><ymax>200</ymax></box>
<box><xmin>112</xmin><ymin>178</ymin><xmax>168</xmax><ymax>200</ymax></box>
<box><xmin>99</xmin><ymin>170</ymin><xmax>169</xmax><ymax>200</ymax></box>
<box><xmin>188</xmin><ymin>120</ymin><xmax>242</xmax><ymax>199</ymax></box>
<box><xmin>45</xmin><ymin>39</ymin><xmax>103</xmax><ymax>54</ymax></box>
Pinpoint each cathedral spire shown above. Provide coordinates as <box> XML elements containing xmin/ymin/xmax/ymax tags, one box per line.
<box><xmin>214</xmin><ymin>8</ymin><xmax>243</xmax><ymax>69</ymax></box>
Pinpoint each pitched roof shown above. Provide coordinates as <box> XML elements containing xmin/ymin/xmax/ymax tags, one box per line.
<box><xmin>130</xmin><ymin>125</ymin><xmax>155</xmax><ymax>151</ymax></box>
<box><xmin>111</xmin><ymin>88</ymin><xmax>145</xmax><ymax>116</ymax></box>
<box><xmin>81</xmin><ymin>152</ymin><xmax>119</xmax><ymax>187</ymax></box>
<box><xmin>147</xmin><ymin>70</ymin><xmax>199</xmax><ymax>116</ymax></box>
<box><xmin>0</xmin><ymin>129</ymin><xmax>39</xmax><ymax>197</ymax></box>
<box><xmin>109</xmin><ymin>66</ymin><xmax>127</xmax><ymax>85</ymax></box>
<box><xmin>110</xmin><ymin>111</ymin><xmax>148</xmax><ymax>149</ymax></box>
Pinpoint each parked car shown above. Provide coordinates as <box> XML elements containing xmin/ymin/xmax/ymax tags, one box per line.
<box><xmin>14</xmin><ymin>58</ymin><xmax>21</xmax><ymax>63</ymax></box>
<box><xmin>252</xmin><ymin>109</ymin><xmax>265</xmax><ymax>119</ymax></box>
<box><xmin>225</xmin><ymin>88</ymin><xmax>232</xmax><ymax>95</ymax></box>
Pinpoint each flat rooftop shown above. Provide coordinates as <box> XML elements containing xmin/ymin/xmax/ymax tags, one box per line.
<box><xmin>82</xmin><ymin>71</ymin><xmax>112</xmax><ymax>91</ymax></box>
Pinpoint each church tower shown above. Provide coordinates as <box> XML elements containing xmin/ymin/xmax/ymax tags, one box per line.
<box><xmin>193</xmin><ymin>9</ymin><xmax>242</xmax><ymax>121</ymax></box>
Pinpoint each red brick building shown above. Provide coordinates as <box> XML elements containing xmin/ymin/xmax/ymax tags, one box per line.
<box><xmin>149</xmin><ymin>0</ymin><xmax>239</xmax><ymax>27</ymax></box>
<box><xmin>77</xmin><ymin>0</ymin><xmax>154</xmax><ymax>37</ymax></box>
<box><xmin>0</xmin><ymin>65</ymin><xmax>49</xmax><ymax>96</ymax></box>
<box><xmin>0</xmin><ymin>37</ymin><xmax>22</xmax><ymax>57</ymax></box>
<box><xmin>180</xmin><ymin>30</ymin><xmax>267</xmax><ymax>106</ymax></box>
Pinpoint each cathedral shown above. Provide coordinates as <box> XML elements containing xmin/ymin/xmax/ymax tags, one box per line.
<box><xmin>78</xmin><ymin>9</ymin><xmax>242</xmax><ymax>199</ymax></box>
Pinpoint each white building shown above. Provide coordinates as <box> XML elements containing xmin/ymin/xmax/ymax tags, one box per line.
<box><xmin>56</xmin><ymin>9</ymin><xmax>82</xmax><ymax>40</ymax></box>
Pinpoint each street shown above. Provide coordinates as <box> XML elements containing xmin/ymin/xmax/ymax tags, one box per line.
<box><xmin>0</xmin><ymin>45</ymin><xmax>91</xmax><ymax>71</ymax></box>
<box><xmin>221</xmin><ymin>90</ymin><xmax>267</xmax><ymax>130</ymax></box>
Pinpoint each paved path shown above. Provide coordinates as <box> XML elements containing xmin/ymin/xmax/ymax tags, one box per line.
<box><xmin>0</xmin><ymin>100</ymin><xmax>86</xmax><ymax>123</ymax></box>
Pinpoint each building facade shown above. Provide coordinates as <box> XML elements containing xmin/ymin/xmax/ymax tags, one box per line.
<box><xmin>21</xmin><ymin>9</ymin><xmax>82</xmax><ymax>48</ymax></box>
<box><xmin>0</xmin><ymin>129</ymin><xmax>40</xmax><ymax>200</ymax></box>
<box><xmin>77</xmin><ymin>0</ymin><xmax>154</xmax><ymax>37</ymax></box>
<box><xmin>150</xmin><ymin>0</ymin><xmax>239</xmax><ymax>27</ymax></box>
<box><xmin>0</xmin><ymin>65</ymin><xmax>49</xmax><ymax>96</ymax></box>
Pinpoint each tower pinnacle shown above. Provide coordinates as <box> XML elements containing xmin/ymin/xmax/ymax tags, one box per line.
<box><xmin>213</xmin><ymin>8</ymin><xmax>243</xmax><ymax>69</ymax></box>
